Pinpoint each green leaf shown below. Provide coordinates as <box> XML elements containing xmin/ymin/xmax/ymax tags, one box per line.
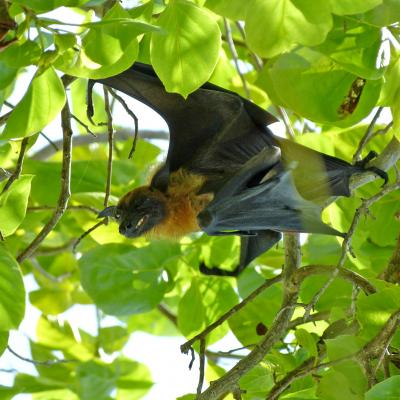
<box><xmin>205</xmin><ymin>0</ymin><xmax>251</xmax><ymax>19</ymax></box>
<box><xmin>229</xmin><ymin>268</ymin><xmax>283</xmax><ymax>345</ymax></box>
<box><xmin>80</xmin><ymin>242</ymin><xmax>180</xmax><ymax>315</ymax></box>
<box><xmin>317</xmin><ymin>367</ymin><xmax>365</xmax><ymax>400</ymax></box>
<box><xmin>0</xmin><ymin>61</ymin><xmax>17</xmax><ymax>90</ymax></box>
<box><xmin>0</xmin><ymin>331</ymin><xmax>9</xmax><ymax>356</ymax></box>
<box><xmin>326</xmin><ymin>335</ymin><xmax>364</xmax><ymax>361</ymax></box>
<box><xmin>314</xmin><ymin>18</ymin><xmax>384</xmax><ymax>80</ymax></box>
<box><xmin>0</xmin><ymin>175</ymin><xmax>33</xmax><ymax>237</ymax></box>
<box><xmin>32</xmin><ymin>390</ymin><xmax>79</xmax><ymax>399</ymax></box>
<box><xmin>366</xmin><ymin>376</ymin><xmax>400</xmax><ymax>400</ymax></box>
<box><xmin>280</xmin><ymin>387</ymin><xmax>318</xmax><ymax>399</ymax></box>
<box><xmin>115</xmin><ymin>358</ymin><xmax>152</xmax><ymax>399</ymax></box>
<box><xmin>29</xmin><ymin>287</ymin><xmax>73</xmax><ymax>315</ymax></box>
<box><xmin>13</xmin><ymin>0</ymin><xmax>90</xmax><ymax>13</ymax></box>
<box><xmin>356</xmin><ymin>287</ymin><xmax>400</xmax><ymax>342</ymax></box>
<box><xmin>239</xmin><ymin>364</ymin><xmax>274</xmax><ymax>397</ymax></box>
<box><xmin>2</xmin><ymin>67</ymin><xmax>66</xmax><ymax>139</ymax></box>
<box><xmin>36</xmin><ymin>316</ymin><xmax>94</xmax><ymax>361</ymax></box>
<box><xmin>151</xmin><ymin>0</ymin><xmax>221</xmax><ymax>97</ymax></box>
<box><xmin>54</xmin><ymin>33</ymin><xmax>77</xmax><ymax>53</ymax></box>
<box><xmin>295</xmin><ymin>329</ymin><xmax>318</xmax><ymax>357</ymax></box>
<box><xmin>98</xmin><ymin>326</ymin><xmax>129</xmax><ymax>354</ymax></box>
<box><xmin>55</xmin><ymin>4</ymin><xmax>147</xmax><ymax>79</ymax></box>
<box><xmin>245</xmin><ymin>0</ymin><xmax>332</xmax><ymax>57</ymax></box>
<box><xmin>329</xmin><ymin>0</ymin><xmax>382</xmax><ymax>15</ymax></box>
<box><xmin>178</xmin><ymin>277</ymin><xmax>238</xmax><ymax>343</ymax></box>
<box><xmin>260</xmin><ymin>47</ymin><xmax>382</xmax><ymax>125</ymax></box>
<box><xmin>76</xmin><ymin>361</ymin><xmax>115</xmax><ymax>400</ymax></box>
<box><xmin>0</xmin><ymin>247</ymin><xmax>25</xmax><ymax>330</ymax></box>
<box><xmin>362</xmin><ymin>0</ymin><xmax>400</xmax><ymax>27</ymax></box>
<box><xmin>76</xmin><ymin>358</ymin><xmax>152</xmax><ymax>400</ymax></box>
<box><xmin>0</xmin><ymin>41</ymin><xmax>41</xmax><ymax>68</ymax></box>
<box><xmin>127</xmin><ymin>308</ymin><xmax>178</xmax><ymax>336</ymax></box>
<box><xmin>379</xmin><ymin>51</ymin><xmax>400</xmax><ymax>136</ymax></box>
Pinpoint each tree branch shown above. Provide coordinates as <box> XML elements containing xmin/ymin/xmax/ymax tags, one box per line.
<box><xmin>267</xmin><ymin>309</ymin><xmax>400</xmax><ymax>398</ymax></box>
<box><xmin>380</xmin><ymin>234</ymin><xmax>400</xmax><ymax>283</ymax></box>
<box><xmin>17</xmin><ymin>97</ymin><xmax>73</xmax><ymax>263</ymax></box>
<box><xmin>197</xmin><ymin>234</ymin><xmax>301</xmax><ymax>399</ymax></box>
<box><xmin>30</xmin><ymin>129</ymin><xmax>168</xmax><ymax>161</ymax></box>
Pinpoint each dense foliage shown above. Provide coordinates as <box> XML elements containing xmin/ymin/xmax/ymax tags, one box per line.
<box><xmin>0</xmin><ymin>0</ymin><xmax>399</xmax><ymax>399</ymax></box>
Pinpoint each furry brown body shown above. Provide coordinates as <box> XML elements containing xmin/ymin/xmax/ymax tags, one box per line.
<box><xmin>117</xmin><ymin>169</ymin><xmax>213</xmax><ymax>239</ymax></box>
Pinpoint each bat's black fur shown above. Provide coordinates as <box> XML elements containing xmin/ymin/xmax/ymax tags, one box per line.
<box><xmin>94</xmin><ymin>62</ymin><xmax>387</xmax><ymax>276</ymax></box>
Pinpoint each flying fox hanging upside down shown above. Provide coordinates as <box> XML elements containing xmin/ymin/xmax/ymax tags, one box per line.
<box><xmin>93</xmin><ymin>62</ymin><xmax>387</xmax><ymax>276</ymax></box>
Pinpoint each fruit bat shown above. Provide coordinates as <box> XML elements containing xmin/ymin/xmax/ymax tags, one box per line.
<box><xmin>93</xmin><ymin>62</ymin><xmax>387</xmax><ymax>276</ymax></box>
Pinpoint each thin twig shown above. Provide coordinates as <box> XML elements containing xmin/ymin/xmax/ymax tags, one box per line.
<box><xmin>197</xmin><ymin>339</ymin><xmax>206</xmax><ymax>397</ymax></box>
<box><xmin>303</xmin><ymin>182</ymin><xmax>400</xmax><ymax>320</ymax></box>
<box><xmin>157</xmin><ymin>304</ymin><xmax>178</xmax><ymax>326</ymax></box>
<box><xmin>380</xmin><ymin>234</ymin><xmax>400</xmax><ymax>283</ymax></box>
<box><xmin>352</xmin><ymin>107</ymin><xmax>383</xmax><ymax>163</ymax></box>
<box><xmin>233</xmin><ymin>21</ymin><xmax>295</xmax><ymax>139</ymax></box>
<box><xmin>276</xmin><ymin>106</ymin><xmax>296</xmax><ymax>140</ymax></box>
<box><xmin>70</xmin><ymin>113</ymin><xmax>96</xmax><ymax>137</ymax></box>
<box><xmin>30</xmin><ymin>258</ymin><xmax>71</xmax><ymax>283</ymax></box>
<box><xmin>39</xmin><ymin>131</ymin><xmax>59</xmax><ymax>151</ymax></box>
<box><xmin>180</xmin><ymin>274</ymin><xmax>282</xmax><ymax>354</ymax></box>
<box><xmin>31</xmin><ymin>129</ymin><xmax>167</xmax><ymax>161</ymax></box>
<box><xmin>103</xmin><ymin>88</ymin><xmax>114</xmax><ymax>207</ymax></box>
<box><xmin>107</xmin><ymin>88</ymin><xmax>139</xmax><ymax>159</ymax></box>
<box><xmin>1</xmin><ymin>137</ymin><xmax>29</xmax><ymax>194</ymax></box>
<box><xmin>17</xmin><ymin>97</ymin><xmax>73</xmax><ymax>264</ymax></box>
<box><xmin>0</xmin><ymin>110</ymin><xmax>11</xmax><ymax>126</ymax></box>
<box><xmin>27</xmin><ymin>204</ymin><xmax>100</xmax><ymax>215</ymax></box>
<box><xmin>72</xmin><ymin>219</ymin><xmax>106</xmax><ymax>253</ymax></box>
<box><xmin>268</xmin><ymin>309</ymin><xmax>400</xmax><ymax>399</ymax></box>
<box><xmin>7</xmin><ymin>346</ymin><xmax>77</xmax><ymax>366</ymax></box>
<box><xmin>223</xmin><ymin>18</ymin><xmax>250</xmax><ymax>99</ymax></box>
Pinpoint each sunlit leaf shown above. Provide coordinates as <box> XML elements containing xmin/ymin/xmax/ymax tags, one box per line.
<box><xmin>178</xmin><ymin>276</ymin><xmax>238</xmax><ymax>343</ymax></box>
<box><xmin>55</xmin><ymin>4</ymin><xmax>154</xmax><ymax>78</ymax></box>
<box><xmin>2</xmin><ymin>68</ymin><xmax>66</xmax><ymax>139</ymax></box>
<box><xmin>366</xmin><ymin>376</ymin><xmax>400</xmax><ymax>400</ymax></box>
<box><xmin>0</xmin><ymin>247</ymin><xmax>25</xmax><ymax>330</ymax></box>
<box><xmin>260</xmin><ymin>47</ymin><xmax>382</xmax><ymax>125</ymax></box>
<box><xmin>329</xmin><ymin>0</ymin><xmax>382</xmax><ymax>15</ymax></box>
<box><xmin>80</xmin><ymin>242</ymin><xmax>179</xmax><ymax>315</ymax></box>
<box><xmin>151</xmin><ymin>0</ymin><xmax>221</xmax><ymax>97</ymax></box>
<box><xmin>245</xmin><ymin>0</ymin><xmax>332</xmax><ymax>57</ymax></box>
<box><xmin>0</xmin><ymin>331</ymin><xmax>9</xmax><ymax>356</ymax></box>
<box><xmin>0</xmin><ymin>175</ymin><xmax>33</xmax><ymax>237</ymax></box>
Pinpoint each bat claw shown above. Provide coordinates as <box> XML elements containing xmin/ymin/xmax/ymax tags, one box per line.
<box><xmin>355</xmin><ymin>151</ymin><xmax>388</xmax><ymax>186</ymax></box>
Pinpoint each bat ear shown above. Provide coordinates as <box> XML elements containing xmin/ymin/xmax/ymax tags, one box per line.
<box><xmin>98</xmin><ymin>206</ymin><xmax>116</xmax><ymax>218</ymax></box>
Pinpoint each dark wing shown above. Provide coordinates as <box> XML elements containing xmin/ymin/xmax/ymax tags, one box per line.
<box><xmin>95</xmin><ymin>62</ymin><xmax>277</xmax><ymax>191</ymax></box>
<box><xmin>198</xmin><ymin>147</ymin><xmax>345</xmax><ymax>237</ymax></box>
<box><xmin>275</xmin><ymin>137</ymin><xmax>364</xmax><ymax>202</ymax></box>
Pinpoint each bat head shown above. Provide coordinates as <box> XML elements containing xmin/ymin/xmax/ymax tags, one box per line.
<box><xmin>98</xmin><ymin>186</ymin><xmax>167</xmax><ymax>238</ymax></box>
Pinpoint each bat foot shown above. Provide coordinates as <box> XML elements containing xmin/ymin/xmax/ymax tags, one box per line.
<box><xmin>199</xmin><ymin>262</ymin><xmax>242</xmax><ymax>277</ymax></box>
<box><xmin>355</xmin><ymin>151</ymin><xmax>388</xmax><ymax>186</ymax></box>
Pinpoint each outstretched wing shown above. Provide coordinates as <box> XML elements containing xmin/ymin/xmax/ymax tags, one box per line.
<box><xmin>96</xmin><ymin>62</ymin><xmax>277</xmax><ymax>191</ymax></box>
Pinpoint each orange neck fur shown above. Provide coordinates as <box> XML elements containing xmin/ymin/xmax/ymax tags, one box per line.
<box><xmin>146</xmin><ymin>169</ymin><xmax>213</xmax><ymax>239</ymax></box>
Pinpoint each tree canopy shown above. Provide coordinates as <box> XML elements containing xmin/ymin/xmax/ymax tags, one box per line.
<box><xmin>0</xmin><ymin>0</ymin><xmax>399</xmax><ymax>399</ymax></box>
